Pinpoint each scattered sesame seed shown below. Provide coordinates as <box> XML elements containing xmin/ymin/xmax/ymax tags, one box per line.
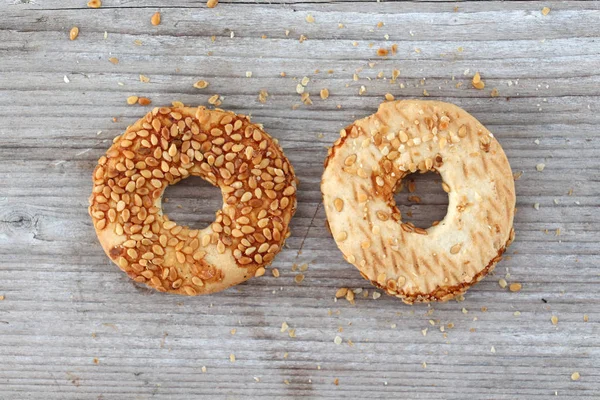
<box><xmin>472</xmin><ymin>72</ymin><xmax>485</xmax><ymax>90</ymax></box>
<box><xmin>534</xmin><ymin>203</ymin><xmax>540</xmax><ymax>210</ymax></box>
<box><xmin>509</xmin><ymin>283</ymin><xmax>522</xmax><ymax>292</ymax></box>
<box><xmin>127</xmin><ymin>96</ymin><xmax>139</xmax><ymax>105</ymax></box>
<box><xmin>571</xmin><ymin>372</ymin><xmax>580</xmax><ymax>381</ymax></box>
<box><xmin>373</xmin><ymin>292</ymin><xmax>381</xmax><ymax>300</ymax></box>
<box><xmin>139</xmin><ymin>74</ymin><xmax>150</xmax><ymax>83</ymax></box>
<box><xmin>246</xmin><ymin>71</ymin><xmax>252</xmax><ymax>78</ymax></box>
<box><xmin>207</xmin><ymin>0</ymin><xmax>219</xmax><ymax>8</ymax></box>
<box><xmin>498</xmin><ymin>278</ymin><xmax>508</xmax><ymax>288</ymax></box>
<box><xmin>193</xmin><ymin>80</ymin><xmax>209</xmax><ymax>89</ymax></box>
<box><xmin>490</xmin><ymin>346</ymin><xmax>496</xmax><ymax>353</ymax></box>
<box><xmin>334</xmin><ymin>335</ymin><xmax>342</xmax><ymax>345</ymax></box>
<box><xmin>551</xmin><ymin>315</ymin><xmax>559</xmax><ymax>325</ymax></box>
<box><xmin>151</xmin><ymin>12</ymin><xmax>161</xmax><ymax>26</ymax></box>
<box><xmin>230</xmin><ymin>354</ymin><xmax>236</xmax><ymax>362</ymax></box>
<box><xmin>536</xmin><ymin>163</ymin><xmax>546</xmax><ymax>172</ymax></box>
<box><xmin>87</xmin><ymin>0</ymin><xmax>101</xmax><ymax>8</ymax></box>
<box><xmin>320</xmin><ymin>88</ymin><xmax>329</xmax><ymax>100</ymax></box>
<box><xmin>305</xmin><ymin>14</ymin><xmax>315</xmax><ymax>23</ymax></box>
<box><xmin>542</xmin><ymin>7</ymin><xmax>551</xmax><ymax>16</ymax></box>
<box><xmin>69</xmin><ymin>27</ymin><xmax>79</xmax><ymax>41</ymax></box>
<box><xmin>108</xmin><ymin>57</ymin><xmax>119</xmax><ymax>64</ymax></box>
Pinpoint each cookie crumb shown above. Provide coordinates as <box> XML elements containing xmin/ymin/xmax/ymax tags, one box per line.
<box><xmin>542</xmin><ymin>7</ymin><xmax>551</xmax><ymax>16</ymax></box>
<box><xmin>551</xmin><ymin>315</ymin><xmax>559</xmax><ymax>325</ymax></box>
<box><xmin>536</xmin><ymin>163</ymin><xmax>546</xmax><ymax>172</ymax></box>
<box><xmin>201</xmin><ymin>366</ymin><xmax>207</xmax><ymax>373</ymax></box>
<box><xmin>245</xmin><ymin>71</ymin><xmax>252</xmax><ymax>78</ymax></box>
<box><xmin>305</xmin><ymin>14</ymin><xmax>315</xmax><ymax>23</ymax></box>
<box><xmin>258</xmin><ymin>90</ymin><xmax>269</xmax><ymax>104</ymax></box>
<box><xmin>229</xmin><ymin>354</ymin><xmax>236</xmax><ymax>362</ymax></box>
<box><xmin>139</xmin><ymin>74</ymin><xmax>150</xmax><ymax>83</ymax></box>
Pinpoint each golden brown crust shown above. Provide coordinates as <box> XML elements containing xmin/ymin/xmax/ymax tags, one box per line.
<box><xmin>89</xmin><ymin>106</ymin><xmax>297</xmax><ymax>295</ymax></box>
<box><xmin>321</xmin><ymin>100</ymin><xmax>516</xmax><ymax>303</ymax></box>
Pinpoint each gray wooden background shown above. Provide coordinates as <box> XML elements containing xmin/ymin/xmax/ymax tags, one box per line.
<box><xmin>1</xmin><ymin>1</ymin><xmax>599</xmax><ymax>398</ymax></box>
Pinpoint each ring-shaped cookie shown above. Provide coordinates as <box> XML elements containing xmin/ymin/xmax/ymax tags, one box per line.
<box><xmin>90</xmin><ymin>106</ymin><xmax>297</xmax><ymax>295</ymax></box>
<box><xmin>322</xmin><ymin>100</ymin><xmax>515</xmax><ymax>303</ymax></box>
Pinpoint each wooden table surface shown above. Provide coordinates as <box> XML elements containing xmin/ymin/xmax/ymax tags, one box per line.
<box><xmin>1</xmin><ymin>1</ymin><xmax>599</xmax><ymax>398</ymax></box>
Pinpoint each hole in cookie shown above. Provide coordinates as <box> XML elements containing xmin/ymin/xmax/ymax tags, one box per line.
<box><xmin>393</xmin><ymin>172</ymin><xmax>449</xmax><ymax>229</ymax></box>
<box><xmin>162</xmin><ymin>176</ymin><xmax>223</xmax><ymax>231</ymax></box>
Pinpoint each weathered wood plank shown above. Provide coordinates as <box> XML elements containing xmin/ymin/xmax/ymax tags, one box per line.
<box><xmin>0</xmin><ymin>1</ymin><xmax>599</xmax><ymax>399</ymax></box>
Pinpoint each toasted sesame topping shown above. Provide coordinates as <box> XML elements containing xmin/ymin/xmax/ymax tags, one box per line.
<box><xmin>207</xmin><ymin>0</ymin><xmax>219</xmax><ymax>8</ymax></box>
<box><xmin>450</xmin><ymin>243</ymin><xmax>462</xmax><ymax>254</ymax></box>
<box><xmin>334</xmin><ymin>198</ymin><xmax>344</xmax><ymax>212</ymax></box>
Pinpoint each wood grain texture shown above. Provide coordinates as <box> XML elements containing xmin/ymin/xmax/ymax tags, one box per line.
<box><xmin>0</xmin><ymin>1</ymin><xmax>599</xmax><ymax>398</ymax></box>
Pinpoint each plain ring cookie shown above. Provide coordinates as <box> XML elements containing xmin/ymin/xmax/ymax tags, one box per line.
<box><xmin>322</xmin><ymin>100</ymin><xmax>515</xmax><ymax>303</ymax></box>
<box><xmin>89</xmin><ymin>106</ymin><xmax>297</xmax><ymax>295</ymax></box>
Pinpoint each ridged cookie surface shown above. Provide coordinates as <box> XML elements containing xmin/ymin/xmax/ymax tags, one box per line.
<box><xmin>322</xmin><ymin>100</ymin><xmax>515</xmax><ymax>303</ymax></box>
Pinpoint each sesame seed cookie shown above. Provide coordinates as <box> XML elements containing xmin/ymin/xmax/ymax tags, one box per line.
<box><xmin>90</xmin><ymin>106</ymin><xmax>297</xmax><ymax>295</ymax></box>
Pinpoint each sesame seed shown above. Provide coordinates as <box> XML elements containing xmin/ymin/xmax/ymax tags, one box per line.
<box><xmin>509</xmin><ymin>283</ymin><xmax>522</xmax><ymax>292</ymax></box>
<box><xmin>571</xmin><ymin>372</ymin><xmax>580</xmax><ymax>381</ymax></box>
<box><xmin>69</xmin><ymin>27</ymin><xmax>79</xmax><ymax>41</ymax></box>
<box><xmin>193</xmin><ymin>80</ymin><xmax>209</xmax><ymax>89</ymax></box>
<box><xmin>151</xmin><ymin>12</ymin><xmax>161</xmax><ymax>26</ymax></box>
